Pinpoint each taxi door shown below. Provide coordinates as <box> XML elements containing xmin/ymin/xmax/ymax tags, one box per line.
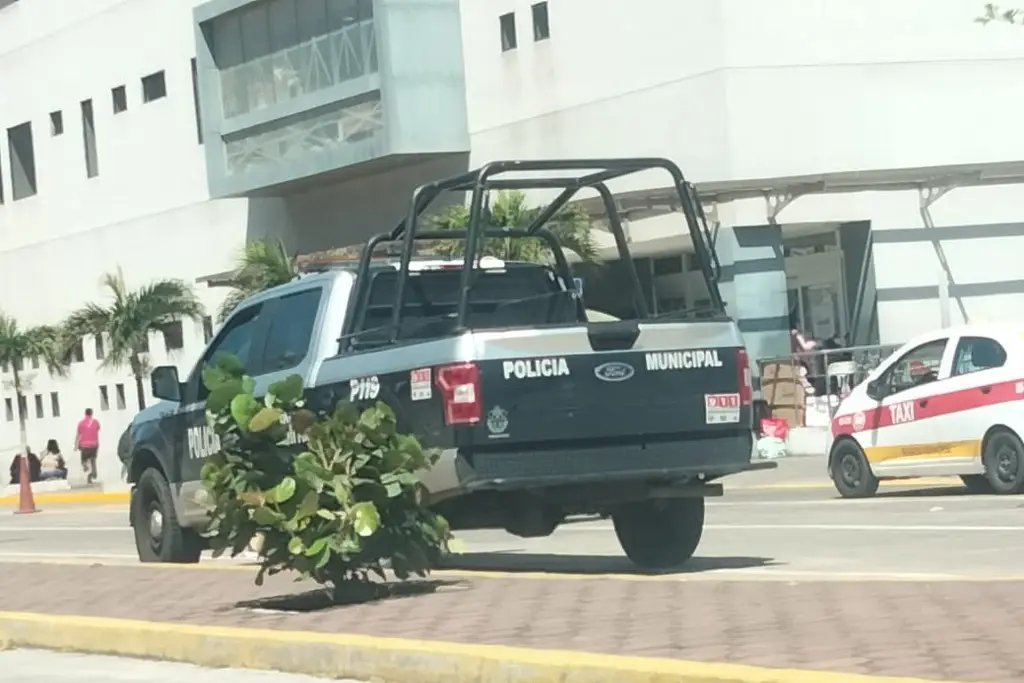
<box><xmin>864</xmin><ymin>336</ymin><xmax>955</xmax><ymax>476</ymax></box>
<box><xmin>931</xmin><ymin>334</ymin><xmax>1013</xmax><ymax>472</ymax></box>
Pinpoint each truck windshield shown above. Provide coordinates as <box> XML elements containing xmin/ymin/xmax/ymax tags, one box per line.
<box><xmin>355</xmin><ymin>264</ymin><xmax>580</xmax><ymax>343</ymax></box>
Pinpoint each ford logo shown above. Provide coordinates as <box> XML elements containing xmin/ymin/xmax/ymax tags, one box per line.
<box><xmin>594</xmin><ymin>361</ymin><xmax>635</xmax><ymax>382</ymax></box>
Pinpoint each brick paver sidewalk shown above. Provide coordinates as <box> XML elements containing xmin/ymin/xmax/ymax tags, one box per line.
<box><xmin>1</xmin><ymin>562</ymin><xmax>1022</xmax><ymax>682</ymax></box>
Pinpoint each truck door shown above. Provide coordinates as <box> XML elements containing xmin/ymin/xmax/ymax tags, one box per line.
<box><xmin>175</xmin><ymin>302</ymin><xmax>269</xmax><ymax>485</ymax></box>
<box><xmin>866</xmin><ymin>337</ymin><xmax>952</xmax><ymax>476</ymax></box>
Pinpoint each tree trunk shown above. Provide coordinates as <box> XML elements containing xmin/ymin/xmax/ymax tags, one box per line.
<box><xmin>130</xmin><ymin>355</ymin><xmax>147</xmax><ymax>410</ymax></box>
<box><xmin>12</xmin><ymin>364</ymin><xmax>27</xmax><ymax>454</ymax></box>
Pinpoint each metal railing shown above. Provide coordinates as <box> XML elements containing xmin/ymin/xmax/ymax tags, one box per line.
<box><xmin>758</xmin><ymin>343</ymin><xmax>901</xmax><ymax>419</ymax></box>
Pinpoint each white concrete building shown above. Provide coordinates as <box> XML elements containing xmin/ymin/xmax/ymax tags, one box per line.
<box><xmin>1</xmin><ymin>0</ymin><xmax>1024</xmax><ymax>485</ymax></box>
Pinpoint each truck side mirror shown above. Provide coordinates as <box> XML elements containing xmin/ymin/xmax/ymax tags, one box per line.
<box><xmin>151</xmin><ymin>365</ymin><xmax>182</xmax><ymax>402</ymax></box>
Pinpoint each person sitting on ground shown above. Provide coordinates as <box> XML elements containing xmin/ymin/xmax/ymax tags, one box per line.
<box><xmin>9</xmin><ymin>450</ymin><xmax>42</xmax><ymax>485</ymax></box>
<box><xmin>39</xmin><ymin>439</ymin><xmax>68</xmax><ymax>481</ymax></box>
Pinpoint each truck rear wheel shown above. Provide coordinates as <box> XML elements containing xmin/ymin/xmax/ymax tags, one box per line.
<box><xmin>132</xmin><ymin>468</ymin><xmax>203</xmax><ymax>564</ymax></box>
<box><xmin>613</xmin><ymin>498</ymin><xmax>704</xmax><ymax>570</ymax></box>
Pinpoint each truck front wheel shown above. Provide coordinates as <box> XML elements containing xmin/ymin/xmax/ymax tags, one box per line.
<box><xmin>612</xmin><ymin>497</ymin><xmax>704</xmax><ymax>570</ymax></box>
<box><xmin>132</xmin><ymin>468</ymin><xmax>203</xmax><ymax>564</ymax></box>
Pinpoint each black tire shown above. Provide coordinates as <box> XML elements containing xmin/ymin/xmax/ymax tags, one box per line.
<box><xmin>960</xmin><ymin>474</ymin><xmax>993</xmax><ymax>494</ymax></box>
<box><xmin>612</xmin><ymin>497</ymin><xmax>704</xmax><ymax>570</ymax></box>
<box><xmin>132</xmin><ymin>468</ymin><xmax>203</xmax><ymax>563</ymax></box>
<box><xmin>830</xmin><ymin>440</ymin><xmax>879</xmax><ymax>499</ymax></box>
<box><xmin>983</xmin><ymin>429</ymin><xmax>1024</xmax><ymax>495</ymax></box>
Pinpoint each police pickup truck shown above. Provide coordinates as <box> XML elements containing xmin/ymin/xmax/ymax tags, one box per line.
<box><xmin>119</xmin><ymin>158</ymin><xmax>774</xmax><ymax>570</ymax></box>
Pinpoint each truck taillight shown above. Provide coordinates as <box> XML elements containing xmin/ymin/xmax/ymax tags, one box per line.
<box><xmin>436</xmin><ymin>362</ymin><xmax>482</xmax><ymax>425</ymax></box>
<box><xmin>736</xmin><ymin>348</ymin><xmax>752</xmax><ymax>406</ymax></box>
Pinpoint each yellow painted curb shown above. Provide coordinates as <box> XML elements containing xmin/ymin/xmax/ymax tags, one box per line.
<box><xmin>0</xmin><ymin>490</ymin><xmax>129</xmax><ymax>506</ymax></box>
<box><xmin>0</xmin><ymin>611</ymin><xmax>967</xmax><ymax>683</ymax></box>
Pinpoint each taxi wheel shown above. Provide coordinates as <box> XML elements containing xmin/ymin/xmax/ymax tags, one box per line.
<box><xmin>830</xmin><ymin>440</ymin><xmax>879</xmax><ymax>499</ymax></box>
<box><xmin>982</xmin><ymin>429</ymin><xmax>1024</xmax><ymax>495</ymax></box>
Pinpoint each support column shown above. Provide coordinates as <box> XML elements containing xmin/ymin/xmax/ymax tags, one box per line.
<box><xmin>716</xmin><ymin>225</ymin><xmax>790</xmax><ymax>385</ymax></box>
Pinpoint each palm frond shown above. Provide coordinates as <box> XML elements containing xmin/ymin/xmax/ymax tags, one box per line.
<box><xmin>62</xmin><ymin>270</ymin><xmax>207</xmax><ymax>383</ymax></box>
<box><xmin>218</xmin><ymin>239</ymin><xmax>297</xmax><ymax>321</ymax></box>
<box><xmin>423</xmin><ymin>190</ymin><xmax>601</xmax><ymax>265</ymax></box>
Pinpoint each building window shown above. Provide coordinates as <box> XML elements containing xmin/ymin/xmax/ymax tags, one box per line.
<box><xmin>115</xmin><ymin>383</ymin><xmax>126</xmax><ymax>410</ymax></box>
<box><xmin>7</xmin><ymin>122</ymin><xmax>37</xmax><ymax>200</ymax></box>
<box><xmin>142</xmin><ymin>71</ymin><xmax>167</xmax><ymax>102</ymax></box>
<box><xmin>201</xmin><ymin>316</ymin><xmax>214</xmax><ymax>344</ymax></box>
<box><xmin>112</xmin><ymin>85</ymin><xmax>128</xmax><ymax>114</ymax></box>
<box><xmin>1</xmin><ymin>361</ymin><xmax>7</xmax><ymax>373</ymax></box>
<box><xmin>49</xmin><ymin>111</ymin><xmax>63</xmax><ymax>136</ymax></box>
<box><xmin>70</xmin><ymin>338</ymin><xmax>85</xmax><ymax>363</ymax></box>
<box><xmin>531</xmin><ymin>2</ymin><xmax>550</xmax><ymax>41</ymax></box>
<box><xmin>139</xmin><ymin>333</ymin><xmax>150</xmax><ymax>354</ymax></box>
<box><xmin>161</xmin><ymin>321</ymin><xmax>184</xmax><ymax>351</ymax></box>
<box><xmin>95</xmin><ymin>335</ymin><xmax>105</xmax><ymax>360</ymax></box>
<box><xmin>81</xmin><ymin>99</ymin><xmax>99</xmax><ymax>178</ymax></box>
<box><xmin>17</xmin><ymin>395</ymin><xmax>26</xmax><ymax>418</ymax></box>
<box><xmin>33</xmin><ymin>394</ymin><xmax>43</xmax><ymax>418</ymax></box>
<box><xmin>99</xmin><ymin>385</ymin><xmax>110</xmax><ymax>411</ymax></box>
<box><xmin>50</xmin><ymin>392</ymin><xmax>60</xmax><ymax>418</ymax></box>
<box><xmin>30</xmin><ymin>356</ymin><xmax>38</xmax><ymax>370</ymax></box>
<box><xmin>4</xmin><ymin>398</ymin><xmax>12</xmax><ymax>422</ymax></box>
<box><xmin>12</xmin><ymin>357</ymin><xmax>22</xmax><ymax>372</ymax></box>
<box><xmin>499</xmin><ymin>12</ymin><xmax>517</xmax><ymax>52</ymax></box>
<box><xmin>190</xmin><ymin>58</ymin><xmax>203</xmax><ymax>144</ymax></box>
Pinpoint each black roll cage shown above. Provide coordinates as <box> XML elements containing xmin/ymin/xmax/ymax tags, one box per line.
<box><xmin>348</xmin><ymin>158</ymin><xmax>723</xmax><ymax>346</ymax></box>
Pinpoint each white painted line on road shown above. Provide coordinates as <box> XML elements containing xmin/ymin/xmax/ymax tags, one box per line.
<box><xmin>708</xmin><ymin>497</ymin><xmax>1014</xmax><ymax>507</ymax></box>
<box><xmin>0</xmin><ymin>552</ymin><xmax>138</xmax><ymax>560</ymax></box>
<box><xmin>707</xmin><ymin>523</ymin><xmax>1024</xmax><ymax>531</ymax></box>
<box><xmin>0</xmin><ymin>526</ymin><xmax>126</xmax><ymax>532</ymax></box>
<box><xmin>563</xmin><ymin>522</ymin><xmax>1024</xmax><ymax>532</ymax></box>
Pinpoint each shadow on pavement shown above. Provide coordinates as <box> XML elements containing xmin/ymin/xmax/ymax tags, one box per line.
<box><xmin>875</xmin><ymin>485</ymin><xmax>971</xmax><ymax>499</ymax></box>
<box><xmin>233</xmin><ymin>578</ymin><xmax>471</xmax><ymax>612</ymax></box>
<box><xmin>441</xmin><ymin>552</ymin><xmax>779</xmax><ymax>576</ymax></box>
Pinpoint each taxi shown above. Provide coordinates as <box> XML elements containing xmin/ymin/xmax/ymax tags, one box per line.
<box><xmin>828</xmin><ymin>324</ymin><xmax>1024</xmax><ymax>498</ymax></box>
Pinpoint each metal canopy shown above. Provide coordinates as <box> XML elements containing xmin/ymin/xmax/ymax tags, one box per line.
<box><xmin>575</xmin><ymin>160</ymin><xmax>1024</xmax><ymax>222</ymax></box>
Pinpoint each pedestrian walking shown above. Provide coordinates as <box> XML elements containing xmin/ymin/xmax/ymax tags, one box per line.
<box><xmin>75</xmin><ymin>408</ymin><xmax>101</xmax><ymax>484</ymax></box>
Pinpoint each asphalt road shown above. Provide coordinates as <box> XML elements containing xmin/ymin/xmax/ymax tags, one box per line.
<box><xmin>0</xmin><ymin>650</ymin><xmax>358</xmax><ymax>683</ymax></box>
<box><xmin>1</xmin><ymin>457</ymin><xmax>1023</xmax><ymax>580</ymax></box>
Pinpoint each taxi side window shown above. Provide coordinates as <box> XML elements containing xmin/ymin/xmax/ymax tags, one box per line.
<box><xmin>951</xmin><ymin>336</ymin><xmax>1006</xmax><ymax>377</ymax></box>
<box><xmin>882</xmin><ymin>338</ymin><xmax>946</xmax><ymax>394</ymax></box>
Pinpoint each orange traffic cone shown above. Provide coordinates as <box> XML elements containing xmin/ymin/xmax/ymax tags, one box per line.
<box><xmin>14</xmin><ymin>454</ymin><xmax>39</xmax><ymax>515</ymax></box>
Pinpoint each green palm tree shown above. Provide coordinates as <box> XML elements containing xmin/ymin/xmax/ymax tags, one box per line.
<box><xmin>425</xmin><ymin>190</ymin><xmax>600</xmax><ymax>264</ymax></box>
<box><xmin>217</xmin><ymin>239</ymin><xmax>297</xmax><ymax>322</ymax></box>
<box><xmin>0</xmin><ymin>315</ymin><xmax>68</xmax><ymax>456</ymax></box>
<box><xmin>63</xmin><ymin>270</ymin><xmax>206</xmax><ymax>411</ymax></box>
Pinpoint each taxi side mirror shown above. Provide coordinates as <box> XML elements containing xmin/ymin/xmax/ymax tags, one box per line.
<box><xmin>865</xmin><ymin>378</ymin><xmax>886</xmax><ymax>401</ymax></box>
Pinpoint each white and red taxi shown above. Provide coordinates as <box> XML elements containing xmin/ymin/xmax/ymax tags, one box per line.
<box><xmin>829</xmin><ymin>324</ymin><xmax>1024</xmax><ymax>498</ymax></box>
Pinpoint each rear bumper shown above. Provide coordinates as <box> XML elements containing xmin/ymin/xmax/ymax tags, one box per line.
<box><xmin>454</xmin><ymin>433</ymin><xmax>772</xmax><ymax>491</ymax></box>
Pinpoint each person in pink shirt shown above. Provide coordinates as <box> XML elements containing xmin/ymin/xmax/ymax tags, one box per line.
<box><xmin>75</xmin><ymin>408</ymin><xmax>101</xmax><ymax>484</ymax></box>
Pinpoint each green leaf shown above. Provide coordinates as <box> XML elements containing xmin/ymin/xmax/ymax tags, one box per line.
<box><xmin>241</xmin><ymin>375</ymin><xmax>256</xmax><ymax>395</ymax></box>
<box><xmin>230</xmin><ymin>393</ymin><xmax>260</xmax><ymax>430</ymax></box>
<box><xmin>271</xmin><ymin>477</ymin><xmax>297</xmax><ymax>504</ymax></box>
<box><xmin>239</xmin><ymin>491</ymin><xmax>266</xmax><ymax>506</ymax></box>
<box><xmin>315</xmin><ymin>509</ymin><xmax>336</xmax><ymax>520</ymax></box>
<box><xmin>287</xmin><ymin>536</ymin><xmax>305</xmax><ymax>555</ymax></box>
<box><xmin>252</xmin><ymin>506</ymin><xmax>281</xmax><ymax>525</ymax></box>
<box><xmin>384</xmin><ymin>481</ymin><xmax>402</xmax><ymax>498</ymax></box>
<box><xmin>304</xmin><ymin>536</ymin><xmax>329</xmax><ymax>557</ymax></box>
<box><xmin>290</xmin><ymin>408</ymin><xmax>317</xmax><ymax>435</ymax></box>
<box><xmin>351</xmin><ymin>501</ymin><xmax>380</xmax><ymax>537</ymax></box>
<box><xmin>314</xmin><ymin>546</ymin><xmax>332</xmax><ymax>569</ymax></box>
<box><xmin>214</xmin><ymin>353</ymin><xmax>247</xmax><ymax>376</ymax></box>
<box><xmin>295</xmin><ymin>490</ymin><xmax>319</xmax><ymax>521</ymax></box>
<box><xmin>269</xmin><ymin>374</ymin><xmax>304</xmax><ymax>403</ymax></box>
<box><xmin>249</xmin><ymin>407</ymin><xmax>284</xmax><ymax>432</ymax></box>
<box><xmin>207</xmin><ymin>379</ymin><xmax>242</xmax><ymax>414</ymax></box>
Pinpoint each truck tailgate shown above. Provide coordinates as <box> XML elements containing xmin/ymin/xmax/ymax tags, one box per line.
<box><xmin>463</xmin><ymin>320</ymin><xmax>750</xmax><ymax>446</ymax></box>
